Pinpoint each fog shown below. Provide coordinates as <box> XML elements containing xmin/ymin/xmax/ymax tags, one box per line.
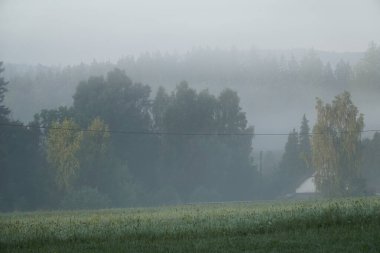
<box><xmin>1</xmin><ymin>0</ymin><xmax>380</xmax><ymax>65</ymax></box>
<box><xmin>1</xmin><ymin>0</ymin><xmax>380</xmax><ymax>148</ymax></box>
<box><xmin>1</xmin><ymin>0</ymin><xmax>380</xmax><ymax>211</ymax></box>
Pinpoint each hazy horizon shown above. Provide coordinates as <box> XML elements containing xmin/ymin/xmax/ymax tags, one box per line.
<box><xmin>1</xmin><ymin>0</ymin><xmax>380</xmax><ymax>65</ymax></box>
<box><xmin>2</xmin><ymin>0</ymin><xmax>380</xmax><ymax>224</ymax></box>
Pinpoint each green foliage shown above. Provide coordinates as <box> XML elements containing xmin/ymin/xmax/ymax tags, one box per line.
<box><xmin>72</xmin><ymin>69</ymin><xmax>157</xmax><ymax>186</ymax></box>
<box><xmin>0</xmin><ymin>64</ymin><xmax>45</xmax><ymax>211</ymax></box>
<box><xmin>77</xmin><ymin>117</ymin><xmax>110</xmax><ymax>190</ymax></box>
<box><xmin>154</xmin><ymin>83</ymin><xmax>256</xmax><ymax>201</ymax></box>
<box><xmin>299</xmin><ymin>114</ymin><xmax>312</xmax><ymax>170</ymax></box>
<box><xmin>361</xmin><ymin>132</ymin><xmax>380</xmax><ymax>192</ymax></box>
<box><xmin>46</xmin><ymin>119</ymin><xmax>83</xmax><ymax>192</ymax></box>
<box><xmin>0</xmin><ymin>62</ymin><xmax>9</xmax><ymax>209</ymax></box>
<box><xmin>73</xmin><ymin>69</ymin><xmax>151</xmax><ymax>130</ymax></box>
<box><xmin>102</xmin><ymin>163</ymin><xmax>143</xmax><ymax>207</ymax></box>
<box><xmin>0</xmin><ymin>122</ymin><xmax>45</xmax><ymax>211</ymax></box>
<box><xmin>312</xmin><ymin>92</ymin><xmax>364</xmax><ymax>197</ymax></box>
<box><xmin>216</xmin><ymin>88</ymin><xmax>248</xmax><ymax>133</ymax></box>
<box><xmin>33</xmin><ymin>106</ymin><xmax>74</xmax><ymax>129</ymax></box>
<box><xmin>45</xmin><ymin>116</ymin><xmax>139</xmax><ymax>207</ymax></box>
<box><xmin>4</xmin><ymin>49</ymin><xmax>380</xmax><ymax>211</ymax></box>
<box><xmin>275</xmin><ymin>115</ymin><xmax>312</xmax><ymax>196</ymax></box>
<box><xmin>0</xmin><ymin>62</ymin><xmax>10</xmax><ymax>121</ymax></box>
<box><xmin>280</xmin><ymin>129</ymin><xmax>301</xmax><ymax>174</ymax></box>
<box><xmin>276</xmin><ymin>129</ymin><xmax>302</xmax><ymax>195</ymax></box>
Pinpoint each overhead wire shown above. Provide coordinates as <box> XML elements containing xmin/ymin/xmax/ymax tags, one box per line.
<box><xmin>0</xmin><ymin>123</ymin><xmax>379</xmax><ymax>136</ymax></box>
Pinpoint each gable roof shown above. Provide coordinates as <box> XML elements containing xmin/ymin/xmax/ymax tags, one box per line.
<box><xmin>295</xmin><ymin>173</ymin><xmax>317</xmax><ymax>193</ymax></box>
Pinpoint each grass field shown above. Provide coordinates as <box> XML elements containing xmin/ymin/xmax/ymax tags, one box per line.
<box><xmin>1</xmin><ymin>197</ymin><xmax>380</xmax><ymax>252</ymax></box>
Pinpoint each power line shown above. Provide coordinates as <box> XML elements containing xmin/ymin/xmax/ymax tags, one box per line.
<box><xmin>0</xmin><ymin>123</ymin><xmax>379</xmax><ymax>136</ymax></box>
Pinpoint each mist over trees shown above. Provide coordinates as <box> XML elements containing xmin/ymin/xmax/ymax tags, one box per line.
<box><xmin>0</xmin><ymin>67</ymin><xmax>258</xmax><ymax>211</ymax></box>
<box><xmin>0</xmin><ymin>62</ymin><xmax>44</xmax><ymax>210</ymax></box>
<box><xmin>1</xmin><ymin>43</ymin><xmax>380</xmax><ymax>211</ymax></box>
<box><xmin>4</xmin><ymin>45</ymin><xmax>380</xmax><ymax>153</ymax></box>
<box><xmin>1</xmin><ymin>47</ymin><xmax>368</xmax><ymax>123</ymax></box>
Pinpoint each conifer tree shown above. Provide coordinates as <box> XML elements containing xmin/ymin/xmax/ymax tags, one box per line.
<box><xmin>0</xmin><ymin>62</ymin><xmax>10</xmax><ymax>122</ymax></box>
<box><xmin>299</xmin><ymin>114</ymin><xmax>312</xmax><ymax>171</ymax></box>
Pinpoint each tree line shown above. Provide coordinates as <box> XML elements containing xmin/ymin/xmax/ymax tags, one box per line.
<box><xmin>0</xmin><ymin>66</ymin><xmax>257</xmax><ymax>211</ymax></box>
<box><xmin>3</xmin><ymin>43</ymin><xmax>380</xmax><ymax>122</ymax></box>
<box><xmin>1</xmin><ymin>46</ymin><xmax>380</xmax><ymax>211</ymax></box>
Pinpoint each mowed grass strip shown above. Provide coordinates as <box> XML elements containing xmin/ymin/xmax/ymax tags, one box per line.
<box><xmin>1</xmin><ymin>197</ymin><xmax>380</xmax><ymax>252</ymax></box>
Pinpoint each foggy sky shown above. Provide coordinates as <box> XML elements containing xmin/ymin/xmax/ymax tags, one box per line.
<box><xmin>1</xmin><ymin>0</ymin><xmax>380</xmax><ymax>65</ymax></box>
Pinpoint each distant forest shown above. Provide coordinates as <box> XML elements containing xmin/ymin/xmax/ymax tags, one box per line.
<box><xmin>3</xmin><ymin>46</ymin><xmax>371</xmax><ymax>123</ymax></box>
<box><xmin>1</xmin><ymin>44</ymin><xmax>380</xmax><ymax>211</ymax></box>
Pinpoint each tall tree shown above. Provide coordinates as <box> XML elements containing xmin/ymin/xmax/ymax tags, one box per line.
<box><xmin>275</xmin><ymin>116</ymin><xmax>313</xmax><ymax>196</ymax></box>
<box><xmin>216</xmin><ymin>89</ymin><xmax>248</xmax><ymax>133</ymax></box>
<box><xmin>157</xmin><ymin>82</ymin><xmax>217</xmax><ymax>197</ymax></box>
<box><xmin>0</xmin><ymin>62</ymin><xmax>8</xmax><ymax>199</ymax></box>
<box><xmin>72</xmin><ymin>69</ymin><xmax>157</xmax><ymax>186</ymax></box>
<box><xmin>276</xmin><ymin>129</ymin><xmax>302</xmax><ymax>193</ymax></box>
<box><xmin>46</xmin><ymin>119</ymin><xmax>83</xmax><ymax>193</ymax></box>
<box><xmin>281</xmin><ymin>129</ymin><xmax>300</xmax><ymax>172</ymax></box>
<box><xmin>0</xmin><ymin>62</ymin><xmax>10</xmax><ymax>122</ymax></box>
<box><xmin>0</xmin><ymin>63</ymin><xmax>11</xmax><ymax>209</ymax></box>
<box><xmin>77</xmin><ymin>117</ymin><xmax>137</xmax><ymax>206</ymax></box>
<box><xmin>361</xmin><ymin>133</ymin><xmax>380</xmax><ymax>193</ymax></box>
<box><xmin>299</xmin><ymin>114</ymin><xmax>312</xmax><ymax>171</ymax></box>
<box><xmin>0</xmin><ymin>63</ymin><xmax>45</xmax><ymax>211</ymax></box>
<box><xmin>77</xmin><ymin>117</ymin><xmax>110</xmax><ymax>190</ymax></box>
<box><xmin>155</xmin><ymin>84</ymin><xmax>256</xmax><ymax>201</ymax></box>
<box><xmin>216</xmin><ymin>89</ymin><xmax>255</xmax><ymax>199</ymax></box>
<box><xmin>312</xmin><ymin>91</ymin><xmax>364</xmax><ymax>197</ymax></box>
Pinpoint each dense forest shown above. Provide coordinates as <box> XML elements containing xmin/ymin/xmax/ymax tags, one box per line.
<box><xmin>1</xmin><ymin>43</ymin><xmax>380</xmax><ymax>211</ymax></box>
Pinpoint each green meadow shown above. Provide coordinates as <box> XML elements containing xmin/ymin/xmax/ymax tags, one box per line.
<box><xmin>1</xmin><ymin>197</ymin><xmax>380</xmax><ymax>253</ymax></box>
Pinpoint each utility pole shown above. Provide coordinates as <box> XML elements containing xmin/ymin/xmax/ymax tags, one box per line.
<box><xmin>259</xmin><ymin>150</ymin><xmax>263</xmax><ymax>177</ymax></box>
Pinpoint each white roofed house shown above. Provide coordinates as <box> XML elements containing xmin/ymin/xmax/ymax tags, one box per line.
<box><xmin>286</xmin><ymin>172</ymin><xmax>319</xmax><ymax>199</ymax></box>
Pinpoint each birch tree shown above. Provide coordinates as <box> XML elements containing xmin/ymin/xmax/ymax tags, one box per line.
<box><xmin>312</xmin><ymin>91</ymin><xmax>364</xmax><ymax>196</ymax></box>
<box><xmin>46</xmin><ymin>119</ymin><xmax>83</xmax><ymax>192</ymax></box>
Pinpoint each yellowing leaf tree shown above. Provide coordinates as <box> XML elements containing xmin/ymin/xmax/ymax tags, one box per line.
<box><xmin>46</xmin><ymin>119</ymin><xmax>83</xmax><ymax>192</ymax></box>
<box><xmin>312</xmin><ymin>91</ymin><xmax>364</xmax><ymax>197</ymax></box>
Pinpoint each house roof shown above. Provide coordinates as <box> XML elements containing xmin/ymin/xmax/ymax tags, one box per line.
<box><xmin>295</xmin><ymin>175</ymin><xmax>316</xmax><ymax>193</ymax></box>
